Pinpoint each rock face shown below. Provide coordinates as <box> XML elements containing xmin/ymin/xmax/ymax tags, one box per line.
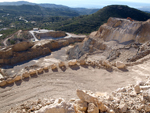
<box><xmin>67</xmin><ymin>38</ymin><xmax>107</xmax><ymax>60</ymax></box>
<box><xmin>0</xmin><ymin>37</ymin><xmax>84</xmax><ymax>65</ymax></box>
<box><xmin>12</xmin><ymin>41</ymin><xmax>34</xmax><ymax>52</ymax></box>
<box><xmin>95</xmin><ymin>17</ymin><xmax>150</xmax><ymax>44</ymax></box>
<box><xmin>34</xmin><ymin>31</ymin><xmax>66</xmax><ymax>39</ymax></box>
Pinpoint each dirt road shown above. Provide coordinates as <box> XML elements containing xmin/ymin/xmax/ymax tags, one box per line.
<box><xmin>0</xmin><ymin>61</ymin><xmax>149</xmax><ymax>112</ymax></box>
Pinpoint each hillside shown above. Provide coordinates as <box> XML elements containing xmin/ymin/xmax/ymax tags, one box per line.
<box><xmin>0</xmin><ymin>1</ymin><xmax>99</xmax><ymax>15</ymax></box>
<box><xmin>71</xmin><ymin>8</ymin><xmax>99</xmax><ymax>15</ymax></box>
<box><xmin>52</xmin><ymin>5</ymin><xmax>150</xmax><ymax>33</ymax></box>
<box><xmin>0</xmin><ymin>5</ymin><xmax>79</xmax><ymax>17</ymax></box>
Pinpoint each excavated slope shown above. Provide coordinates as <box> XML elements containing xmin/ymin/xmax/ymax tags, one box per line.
<box><xmin>95</xmin><ymin>17</ymin><xmax>150</xmax><ymax>44</ymax></box>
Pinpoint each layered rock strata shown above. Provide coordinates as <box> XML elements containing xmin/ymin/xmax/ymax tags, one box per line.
<box><xmin>0</xmin><ymin>37</ymin><xmax>84</xmax><ymax>65</ymax></box>
<box><xmin>95</xmin><ymin>17</ymin><xmax>150</xmax><ymax>44</ymax></box>
<box><xmin>34</xmin><ymin>31</ymin><xmax>66</xmax><ymax>39</ymax></box>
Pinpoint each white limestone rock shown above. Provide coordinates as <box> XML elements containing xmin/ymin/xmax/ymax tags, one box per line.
<box><xmin>74</xmin><ymin>99</ymin><xmax>87</xmax><ymax>112</ymax></box>
<box><xmin>87</xmin><ymin>103</ymin><xmax>99</xmax><ymax>113</ymax></box>
<box><xmin>22</xmin><ymin>72</ymin><xmax>30</xmax><ymax>78</ymax></box>
<box><xmin>35</xmin><ymin>98</ymin><xmax>67</xmax><ymax>113</ymax></box>
<box><xmin>76</xmin><ymin>90</ymin><xmax>108</xmax><ymax>112</ymax></box>
<box><xmin>115</xmin><ymin>61</ymin><xmax>126</xmax><ymax>69</ymax></box>
<box><xmin>134</xmin><ymin>85</ymin><xmax>141</xmax><ymax>94</ymax></box>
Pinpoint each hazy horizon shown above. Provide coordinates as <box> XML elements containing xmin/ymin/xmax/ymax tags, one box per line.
<box><xmin>0</xmin><ymin>0</ymin><xmax>150</xmax><ymax>8</ymax></box>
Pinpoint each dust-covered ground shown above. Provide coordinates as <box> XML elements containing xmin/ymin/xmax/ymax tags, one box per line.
<box><xmin>0</xmin><ymin>59</ymin><xmax>150</xmax><ymax>112</ymax></box>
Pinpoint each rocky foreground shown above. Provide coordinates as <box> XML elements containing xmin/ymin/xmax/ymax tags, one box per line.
<box><xmin>6</xmin><ymin>79</ymin><xmax>150</xmax><ymax>113</ymax></box>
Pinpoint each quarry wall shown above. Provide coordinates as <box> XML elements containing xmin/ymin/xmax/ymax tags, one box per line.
<box><xmin>95</xmin><ymin>17</ymin><xmax>150</xmax><ymax>44</ymax></box>
<box><xmin>0</xmin><ymin>37</ymin><xmax>84</xmax><ymax>65</ymax></box>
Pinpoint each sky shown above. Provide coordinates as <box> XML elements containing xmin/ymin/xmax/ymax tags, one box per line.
<box><xmin>0</xmin><ymin>0</ymin><xmax>150</xmax><ymax>8</ymax></box>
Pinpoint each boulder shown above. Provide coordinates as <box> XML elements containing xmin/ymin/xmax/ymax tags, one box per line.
<box><xmin>0</xmin><ymin>80</ymin><xmax>7</xmax><ymax>87</ymax></box>
<box><xmin>22</xmin><ymin>72</ymin><xmax>30</xmax><ymax>78</ymax></box>
<box><xmin>78</xmin><ymin>59</ymin><xmax>86</xmax><ymax>66</ymax></box>
<box><xmin>51</xmin><ymin>64</ymin><xmax>57</xmax><ymax>70</ymax></box>
<box><xmin>76</xmin><ymin>90</ymin><xmax>108</xmax><ymax>112</ymax></box>
<box><xmin>116</xmin><ymin>61</ymin><xmax>126</xmax><ymax>69</ymax></box>
<box><xmin>14</xmin><ymin>75</ymin><xmax>22</xmax><ymax>81</ymax></box>
<box><xmin>6</xmin><ymin>77</ymin><xmax>15</xmax><ymax>84</ymax></box>
<box><xmin>35</xmin><ymin>98</ymin><xmax>67</xmax><ymax>113</ymax></box>
<box><xmin>12</xmin><ymin>41</ymin><xmax>34</xmax><ymax>52</ymax></box>
<box><xmin>37</xmin><ymin>68</ymin><xmax>43</xmax><ymax>74</ymax></box>
<box><xmin>43</xmin><ymin>66</ymin><xmax>49</xmax><ymax>71</ymax></box>
<box><xmin>59</xmin><ymin>62</ymin><xmax>66</xmax><ymax>68</ymax></box>
<box><xmin>74</xmin><ymin>99</ymin><xmax>87</xmax><ymax>112</ymax></box>
<box><xmin>68</xmin><ymin>60</ymin><xmax>77</xmax><ymax>66</ymax></box>
<box><xmin>29</xmin><ymin>70</ymin><xmax>37</xmax><ymax>76</ymax></box>
<box><xmin>101</xmin><ymin>60</ymin><xmax>112</xmax><ymax>68</ymax></box>
<box><xmin>134</xmin><ymin>85</ymin><xmax>141</xmax><ymax>94</ymax></box>
<box><xmin>87</xmin><ymin>103</ymin><xmax>99</xmax><ymax>113</ymax></box>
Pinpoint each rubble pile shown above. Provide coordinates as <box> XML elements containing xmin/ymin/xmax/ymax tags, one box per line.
<box><xmin>6</xmin><ymin>80</ymin><xmax>150</xmax><ymax>113</ymax></box>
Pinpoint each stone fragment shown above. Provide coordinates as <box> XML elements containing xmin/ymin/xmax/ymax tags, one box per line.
<box><xmin>134</xmin><ymin>85</ymin><xmax>141</xmax><ymax>94</ymax></box>
<box><xmin>130</xmin><ymin>91</ymin><xmax>137</xmax><ymax>97</ymax></box>
<box><xmin>118</xmin><ymin>104</ymin><xmax>127</xmax><ymax>113</ymax></box>
<box><xmin>115</xmin><ymin>61</ymin><xmax>126</xmax><ymax>69</ymax></box>
<box><xmin>35</xmin><ymin>98</ymin><xmax>67</xmax><ymax>113</ymax></box>
<box><xmin>87</xmin><ymin>103</ymin><xmax>99</xmax><ymax>113</ymax></box>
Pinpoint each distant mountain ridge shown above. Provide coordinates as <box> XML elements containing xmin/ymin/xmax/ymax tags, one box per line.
<box><xmin>0</xmin><ymin>1</ymin><xmax>99</xmax><ymax>15</ymax></box>
<box><xmin>0</xmin><ymin>4</ymin><xmax>79</xmax><ymax>17</ymax></box>
<box><xmin>0</xmin><ymin>1</ymin><xmax>35</xmax><ymax>6</ymax></box>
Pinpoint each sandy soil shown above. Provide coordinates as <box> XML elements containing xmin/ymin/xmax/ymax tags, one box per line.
<box><xmin>0</xmin><ymin>60</ymin><xmax>150</xmax><ymax>112</ymax></box>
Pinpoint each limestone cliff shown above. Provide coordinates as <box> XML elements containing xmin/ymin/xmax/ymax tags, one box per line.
<box><xmin>95</xmin><ymin>17</ymin><xmax>150</xmax><ymax>44</ymax></box>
